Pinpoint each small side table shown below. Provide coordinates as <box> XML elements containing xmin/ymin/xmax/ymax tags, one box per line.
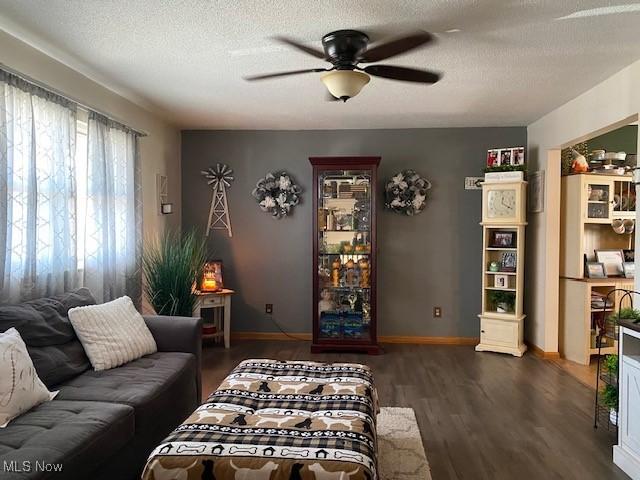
<box><xmin>193</xmin><ymin>289</ymin><xmax>234</xmax><ymax>349</ymax></box>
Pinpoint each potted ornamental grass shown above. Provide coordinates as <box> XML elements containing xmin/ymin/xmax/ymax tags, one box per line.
<box><xmin>142</xmin><ymin>229</ymin><xmax>208</xmax><ymax>317</ymax></box>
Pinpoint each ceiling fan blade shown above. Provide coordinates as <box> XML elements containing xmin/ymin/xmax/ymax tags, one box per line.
<box><xmin>363</xmin><ymin>65</ymin><xmax>441</xmax><ymax>83</ymax></box>
<box><xmin>273</xmin><ymin>36</ymin><xmax>326</xmax><ymax>59</ymax></box>
<box><xmin>360</xmin><ymin>31</ymin><xmax>434</xmax><ymax>63</ymax></box>
<box><xmin>244</xmin><ymin>68</ymin><xmax>329</xmax><ymax>81</ymax></box>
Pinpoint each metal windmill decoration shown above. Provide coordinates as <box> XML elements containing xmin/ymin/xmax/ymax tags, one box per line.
<box><xmin>201</xmin><ymin>163</ymin><xmax>234</xmax><ymax>237</ymax></box>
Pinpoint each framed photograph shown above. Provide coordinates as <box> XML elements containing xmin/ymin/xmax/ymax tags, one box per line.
<box><xmin>494</xmin><ymin>274</ymin><xmax>509</xmax><ymax>288</ymax></box>
<box><xmin>487</xmin><ymin>149</ymin><xmax>499</xmax><ymax>167</ymax></box>
<box><xmin>490</xmin><ymin>231</ymin><xmax>516</xmax><ymax>248</ymax></box>
<box><xmin>500</xmin><ymin>252</ymin><xmax>517</xmax><ymax>272</ymax></box>
<box><xmin>623</xmin><ymin>262</ymin><xmax>635</xmax><ymax>279</ymax></box>
<box><xmin>623</xmin><ymin>249</ymin><xmax>635</xmax><ymax>263</ymax></box>
<box><xmin>595</xmin><ymin>249</ymin><xmax>625</xmax><ymax>276</ymax></box>
<box><xmin>585</xmin><ymin>262</ymin><xmax>607</xmax><ymax>279</ymax></box>
<box><xmin>500</xmin><ymin>149</ymin><xmax>512</xmax><ymax>165</ymax></box>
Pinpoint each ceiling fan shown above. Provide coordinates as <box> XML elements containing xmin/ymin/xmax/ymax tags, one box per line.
<box><xmin>244</xmin><ymin>29</ymin><xmax>441</xmax><ymax>102</ymax></box>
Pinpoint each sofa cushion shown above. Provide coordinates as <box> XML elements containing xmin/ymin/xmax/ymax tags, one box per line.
<box><xmin>0</xmin><ymin>328</ymin><xmax>58</xmax><ymax>428</ymax></box>
<box><xmin>55</xmin><ymin>352</ymin><xmax>198</xmax><ymax>438</ymax></box>
<box><xmin>0</xmin><ymin>288</ymin><xmax>96</xmax><ymax>387</ymax></box>
<box><xmin>68</xmin><ymin>296</ymin><xmax>157</xmax><ymax>371</ymax></box>
<box><xmin>0</xmin><ymin>400</ymin><xmax>134</xmax><ymax>480</ymax></box>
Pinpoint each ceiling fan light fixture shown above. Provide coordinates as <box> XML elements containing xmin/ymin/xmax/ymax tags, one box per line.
<box><xmin>321</xmin><ymin>70</ymin><xmax>370</xmax><ymax>102</ymax></box>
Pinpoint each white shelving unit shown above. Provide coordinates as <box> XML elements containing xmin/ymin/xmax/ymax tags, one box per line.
<box><xmin>476</xmin><ymin>180</ymin><xmax>528</xmax><ymax>357</ymax></box>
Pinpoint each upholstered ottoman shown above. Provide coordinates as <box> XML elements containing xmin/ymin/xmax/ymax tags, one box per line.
<box><xmin>142</xmin><ymin>359</ymin><xmax>378</xmax><ymax>479</ymax></box>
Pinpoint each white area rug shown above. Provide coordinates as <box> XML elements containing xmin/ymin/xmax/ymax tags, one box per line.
<box><xmin>377</xmin><ymin>407</ymin><xmax>432</xmax><ymax>480</ymax></box>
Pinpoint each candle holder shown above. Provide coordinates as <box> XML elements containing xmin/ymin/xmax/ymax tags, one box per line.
<box><xmin>200</xmin><ymin>260</ymin><xmax>224</xmax><ymax>292</ymax></box>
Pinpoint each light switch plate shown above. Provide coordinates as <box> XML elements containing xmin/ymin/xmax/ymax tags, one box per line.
<box><xmin>465</xmin><ymin>177</ymin><xmax>484</xmax><ymax>190</ymax></box>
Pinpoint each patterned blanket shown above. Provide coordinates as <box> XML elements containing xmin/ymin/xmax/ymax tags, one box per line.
<box><xmin>142</xmin><ymin>359</ymin><xmax>378</xmax><ymax>480</ymax></box>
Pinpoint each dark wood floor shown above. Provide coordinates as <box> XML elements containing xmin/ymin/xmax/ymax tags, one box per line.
<box><xmin>201</xmin><ymin>341</ymin><xmax>629</xmax><ymax>480</ymax></box>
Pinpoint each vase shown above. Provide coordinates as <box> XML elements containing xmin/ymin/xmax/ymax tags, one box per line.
<box><xmin>610</xmin><ymin>408</ymin><xmax>618</xmax><ymax>426</ymax></box>
<box><xmin>496</xmin><ymin>302</ymin><xmax>509</xmax><ymax>313</ymax></box>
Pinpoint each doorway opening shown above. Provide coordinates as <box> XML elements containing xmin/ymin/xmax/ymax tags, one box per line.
<box><xmin>554</xmin><ymin>117</ymin><xmax>639</xmax><ymax>387</ymax></box>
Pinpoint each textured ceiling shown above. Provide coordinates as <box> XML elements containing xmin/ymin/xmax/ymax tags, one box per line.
<box><xmin>1</xmin><ymin>0</ymin><xmax>640</xmax><ymax>129</ymax></box>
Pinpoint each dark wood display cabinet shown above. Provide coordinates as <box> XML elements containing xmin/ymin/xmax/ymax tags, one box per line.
<box><xmin>310</xmin><ymin>156</ymin><xmax>381</xmax><ymax>354</ymax></box>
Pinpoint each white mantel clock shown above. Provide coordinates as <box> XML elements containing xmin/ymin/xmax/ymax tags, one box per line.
<box><xmin>477</xmin><ymin>179</ymin><xmax>528</xmax><ymax>357</ymax></box>
<box><xmin>482</xmin><ymin>181</ymin><xmax>527</xmax><ymax>225</ymax></box>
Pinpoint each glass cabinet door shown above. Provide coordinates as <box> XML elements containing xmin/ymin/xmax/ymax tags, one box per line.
<box><xmin>586</xmin><ymin>181</ymin><xmax>611</xmax><ymax>222</ymax></box>
<box><xmin>612</xmin><ymin>179</ymin><xmax>636</xmax><ymax>217</ymax></box>
<box><xmin>317</xmin><ymin>169</ymin><xmax>372</xmax><ymax>342</ymax></box>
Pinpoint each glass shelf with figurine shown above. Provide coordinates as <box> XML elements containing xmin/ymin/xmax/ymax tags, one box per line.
<box><xmin>318</xmin><ymin>286</ymin><xmax>371</xmax><ymax>342</ymax></box>
<box><xmin>317</xmin><ymin>255</ymin><xmax>371</xmax><ymax>290</ymax></box>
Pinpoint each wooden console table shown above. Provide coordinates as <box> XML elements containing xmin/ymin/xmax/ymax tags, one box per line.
<box><xmin>193</xmin><ymin>289</ymin><xmax>234</xmax><ymax>348</ymax></box>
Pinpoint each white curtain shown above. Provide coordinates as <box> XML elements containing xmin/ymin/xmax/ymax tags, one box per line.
<box><xmin>0</xmin><ymin>72</ymin><xmax>79</xmax><ymax>303</ymax></box>
<box><xmin>83</xmin><ymin>111</ymin><xmax>142</xmax><ymax>305</ymax></box>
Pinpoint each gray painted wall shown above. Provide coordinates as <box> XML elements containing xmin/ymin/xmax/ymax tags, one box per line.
<box><xmin>182</xmin><ymin>128</ymin><xmax>526</xmax><ymax>337</ymax></box>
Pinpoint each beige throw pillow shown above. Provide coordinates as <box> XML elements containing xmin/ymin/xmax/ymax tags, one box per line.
<box><xmin>68</xmin><ymin>296</ymin><xmax>157</xmax><ymax>371</ymax></box>
<box><xmin>0</xmin><ymin>328</ymin><xmax>58</xmax><ymax>428</ymax></box>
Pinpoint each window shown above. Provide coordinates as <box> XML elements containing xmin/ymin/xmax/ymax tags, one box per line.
<box><xmin>1</xmin><ymin>71</ymin><xmax>141</xmax><ymax>304</ymax></box>
<box><xmin>75</xmin><ymin>112</ymin><xmax>88</xmax><ymax>271</ymax></box>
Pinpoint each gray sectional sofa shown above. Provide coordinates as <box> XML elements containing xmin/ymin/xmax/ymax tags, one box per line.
<box><xmin>0</xmin><ymin>288</ymin><xmax>202</xmax><ymax>480</ymax></box>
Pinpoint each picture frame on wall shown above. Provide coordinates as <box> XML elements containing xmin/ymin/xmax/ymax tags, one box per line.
<box><xmin>529</xmin><ymin>170</ymin><xmax>545</xmax><ymax>213</ymax></box>
<box><xmin>585</xmin><ymin>262</ymin><xmax>607</xmax><ymax>279</ymax></box>
<box><xmin>623</xmin><ymin>262</ymin><xmax>635</xmax><ymax>279</ymax></box>
<box><xmin>490</xmin><ymin>231</ymin><xmax>517</xmax><ymax>248</ymax></box>
<box><xmin>595</xmin><ymin>249</ymin><xmax>625</xmax><ymax>276</ymax></box>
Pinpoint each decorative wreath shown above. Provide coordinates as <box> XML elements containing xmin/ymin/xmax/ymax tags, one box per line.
<box><xmin>252</xmin><ymin>171</ymin><xmax>302</xmax><ymax>219</ymax></box>
<box><xmin>384</xmin><ymin>170</ymin><xmax>432</xmax><ymax>215</ymax></box>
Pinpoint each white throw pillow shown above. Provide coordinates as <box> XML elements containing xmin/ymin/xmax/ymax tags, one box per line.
<box><xmin>68</xmin><ymin>296</ymin><xmax>157</xmax><ymax>371</ymax></box>
<box><xmin>0</xmin><ymin>328</ymin><xmax>58</xmax><ymax>428</ymax></box>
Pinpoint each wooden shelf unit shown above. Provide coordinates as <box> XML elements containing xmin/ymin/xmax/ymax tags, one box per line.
<box><xmin>559</xmin><ymin>173</ymin><xmax>635</xmax><ymax>365</ymax></box>
<box><xmin>561</xmin><ymin>173</ymin><xmax>635</xmax><ymax>278</ymax></box>
<box><xmin>560</xmin><ymin>278</ymin><xmax>631</xmax><ymax>365</ymax></box>
<box><xmin>310</xmin><ymin>156</ymin><xmax>381</xmax><ymax>355</ymax></box>
<box><xmin>476</xmin><ymin>180</ymin><xmax>528</xmax><ymax>357</ymax></box>
<box><xmin>480</xmin><ymin>225</ymin><xmax>526</xmax><ymax>310</ymax></box>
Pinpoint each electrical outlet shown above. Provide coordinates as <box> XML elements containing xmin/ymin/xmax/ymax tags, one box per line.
<box><xmin>265</xmin><ymin>304</ymin><xmax>273</xmax><ymax>315</ymax></box>
<box><xmin>433</xmin><ymin>306</ymin><xmax>442</xmax><ymax>318</ymax></box>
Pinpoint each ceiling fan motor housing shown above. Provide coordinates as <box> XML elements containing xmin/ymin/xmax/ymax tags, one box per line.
<box><xmin>322</xmin><ymin>30</ymin><xmax>369</xmax><ymax>69</ymax></box>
